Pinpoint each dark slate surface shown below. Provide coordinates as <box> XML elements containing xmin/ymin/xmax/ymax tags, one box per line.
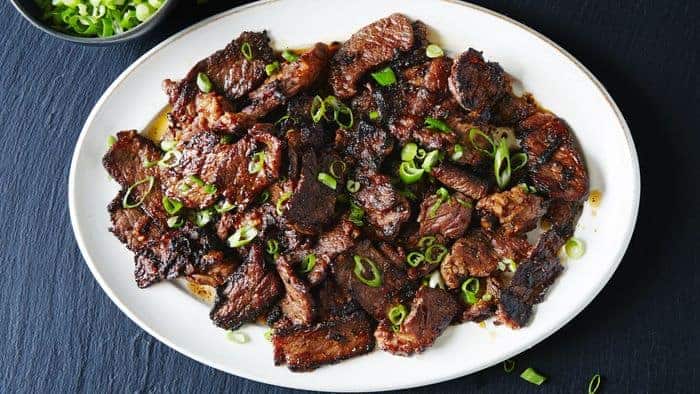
<box><xmin>1</xmin><ymin>1</ymin><xmax>698</xmax><ymax>393</ymax></box>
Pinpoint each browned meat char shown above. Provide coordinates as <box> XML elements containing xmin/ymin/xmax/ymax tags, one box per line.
<box><xmin>520</xmin><ymin>113</ymin><xmax>588</xmax><ymax>201</ymax></box>
<box><xmin>210</xmin><ymin>245</ymin><xmax>283</xmax><ymax>329</ymax></box>
<box><xmin>103</xmin><ymin>130</ymin><xmax>168</xmax><ymax>222</ymax></box>
<box><xmin>187</xmin><ymin>250</ymin><xmax>238</xmax><ymax>288</ymax></box>
<box><xmin>272</xmin><ymin>311</ymin><xmax>375</xmax><ymax>371</ymax></box>
<box><xmin>476</xmin><ymin>186</ymin><xmax>547</xmax><ymax>236</ymax></box>
<box><xmin>490</xmin><ymin>231</ymin><xmax>532</xmax><ymax>262</ymax></box>
<box><xmin>544</xmin><ymin>199</ymin><xmax>583</xmax><ymax>239</ymax></box>
<box><xmin>276</xmin><ymin>256</ymin><xmax>315</xmax><ymax>325</ymax></box>
<box><xmin>449</xmin><ymin>48</ymin><xmax>508</xmax><ymax>118</ymax></box>
<box><xmin>307</xmin><ymin>220</ymin><xmax>361</xmax><ymax>285</ymax></box>
<box><xmin>333</xmin><ymin>241</ymin><xmax>417</xmax><ymax>320</ymax></box>
<box><xmin>313</xmin><ymin>277</ymin><xmax>360</xmax><ymax>321</ymax></box>
<box><xmin>417</xmin><ymin>191</ymin><xmax>472</xmax><ymax>240</ymax></box>
<box><xmin>243</xmin><ymin>43</ymin><xmax>330</xmax><ymax>118</ymax></box>
<box><xmin>330</xmin><ymin>13</ymin><xmax>414</xmax><ymax>99</ymax></box>
<box><xmin>441</xmin><ymin>230</ymin><xmax>499</xmax><ymax>288</ymax></box>
<box><xmin>353</xmin><ymin>167</ymin><xmax>411</xmax><ymax>240</ymax></box>
<box><xmin>460</xmin><ymin>276</ymin><xmax>502</xmax><ymax>322</ymax></box>
<box><xmin>108</xmin><ymin>191</ymin><xmax>161</xmax><ymax>252</ymax></box>
<box><xmin>375</xmin><ymin>287</ymin><xmax>459</xmax><ymax>356</ymax></box>
<box><xmin>283</xmin><ymin>151</ymin><xmax>337</xmax><ymax>235</ymax></box>
<box><xmin>336</xmin><ymin>120</ymin><xmax>394</xmax><ymax>168</ymax></box>
<box><xmin>432</xmin><ymin>163</ymin><xmax>489</xmax><ymax>200</ymax></box>
<box><xmin>491</xmin><ymin>94</ymin><xmax>537</xmax><ymax>126</ymax></box>
<box><xmin>529</xmin><ymin>229</ymin><xmax>567</xmax><ymax>262</ymax></box>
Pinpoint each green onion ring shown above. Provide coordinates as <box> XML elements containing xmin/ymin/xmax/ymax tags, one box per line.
<box><xmin>494</xmin><ymin>138</ymin><xmax>512</xmax><ymax>189</ymax></box>
<box><xmin>167</xmin><ymin>215</ymin><xmax>184</xmax><ymax>229</ymax></box>
<box><xmin>334</xmin><ymin>103</ymin><xmax>354</xmax><ymax>129</ymax></box>
<box><xmin>370</xmin><ymin>67</ymin><xmax>396</xmax><ymax>86</ymax></box>
<box><xmin>468</xmin><ymin>128</ymin><xmax>495</xmax><ymax>157</ymax></box>
<box><xmin>122</xmin><ymin>176</ymin><xmax>155</xmax><ymax>209</ymax></box>
<box><xmin>427</xmin><ymin>270</ymin><xmax>446</xmax><ymax>289</ymax></box>
<box><xmin>565</xmin><ymin>237</ymin><xmax>585</xmax><ymax>259</ymax></box>
<box><xmin>401</xmin><ymin>143</ymin><xmax>418</xmax><ymax>162</ymax></box>
<box><xmin>406</xmin><ymin>251</ymin><xmax>425</xmax><ymax>267</ymax></box>
<box><xmin>353</xmin><ymin>255</ymin><xmax>382</xmax><ymax>287</ymax></box>
<box><xmin>346</xmin><ymin>179</ymin><xmax>361</xmax><ymax>193</ymax></box>
<box><xmin>424</xmin><ymin>117</ymin><xmax>451</xmax><ymax>133</ymax></box>
<box><xmin>417</xmin><ymin>236</ymin><xmax>436</xmax><ymax>250</ymax></box>
<box><xmin>424</xmin><ymin>244</ymin><xmax>448</xmax><ymax>264</ymax></box>
<box><xmin>226</xmin><ymin>330</ymin><xmax>249</xmax><ymax>344</ymax></box>
<box><xmin>266</xmin><ymin>239</ymin><xmax>279</xmax><ymax>256</ymax></box>
<box><xmin>369</xmin><ymin>110</ymin><xmax>380</xmax><ymax>120</ymax></box>
<box><xmin>511</xmin><ymin>152</ymin><xmax>528</xmax><ymax>172</ymax></box>
<box><xmin>248</xmin><ymin>151</ymin><xmax>267</xmax><ymax>174</ymax></box>
<box><xmin>263</xmin><ymin>329</ymin><xmax>274</xmax><ymax>342</ymax></box>
<box><xmin>461</xmin><ymin>277</ymin><xmax>480</xmax><ymax>304</ymax></box>
<box><xmin>520</xmin><ymin>367</ymin><xmax>547</xmax><ymax>386</ymax></box>
<box><xmin>387</xmin><ymin>304</ymin><xmax>408</xmax><ymax>330</ymax></box>
<box><xmin>196</xmin><ymin>72</ymin><xmax>212</xmax><ymax>93</ymax></box>
<box><xmin>214</xmin><ymin>200</ymin><xmax>235</xmax><ymax>214</ymax></box>
<box><xmin>160</xmin><ymin>139</ymin><xmax>177</xmax><ymax>152</ymax></box>
<box><xmin>348</xmin><ymin>203</ymin><xmax>364</xmax><ymax>226</ymax></box>
<box><xmin>415</xmin><ymin>148</ymin><xmax>427</xmax><ymax>160</ymax></box>
<box><xmin>194</xmin><ymin>209</ymin><xmax>213</xmax><ymax>227</ymax></box>
<box><xmin>299</xmin><ymin>254</ymin><xmax>317</xmax><ymax>274</ymax></box>
<box><xmin>265</xmin><ymin>61</ymin><xmax>280</xmax><ymax>76</ymax></box>
<box><xmin>451</xmin><ymin>144</ymin><xmax>464</xmax><ymax>161</ymax></box>
<box><xmin>157</xmin><ymin>149</ymin><xmax>182</xmax><ymax>168</ymax></box>
<box><xmin>426</xmin><ymin>44</ymin><xmax>444</xmax><ymax>58</ymax></box>
<box><xmin>241</xmin><ymin>42</ymin><xmax>253</xmax><ymax>61</ymax></box>
<box><xmin>329</xmin><ymin>160</ymin><xmax>347</xmax><ymax>179</ymax></box>
<box><xmin>310</xmin><ymin>95</ymin><xmax>325</xmax><ymax>123</ymax></box>
<box><xmin>317</xmin><ymin>172</ymin><xmax>337</xmax><ymax>190</ymax></box>
<box><xmin>503</xmin><ymin>359</ymin><xmax>515</xmax><ymax>373</ymax></box>
<box><xmin>162</xmin><ymin>196</ymin><xmax>183</xmax><ymax>215</ymax></box>
<box><xmin>588</xmin><ymin>373</ymin><xmax>601</xmax><ymax>394</ymax></box>
<box><xmin>228</xmin><ymin>224</ymin><xmax>258</xmax><ymax>248</ymax></box>
<box><xmin>421</xmin><ymin>150</ymin><xmax>442</xmax><ymax>172</ymax></box>
<box><xmin>281</xmin><ymin>50</ymin><xmax>298</xmax><ymax>62</ymax></box>
<box><xmin>276</xmin><ymin>191</ymin><xmax>292</xmax><ymax>215</ymax></box>
<box><xmin>399</xmin><ymin>161</ymin><xmax>424</xmax><ymax>184</ymax></box>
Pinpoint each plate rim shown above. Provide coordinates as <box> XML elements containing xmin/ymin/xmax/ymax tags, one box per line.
<box><xmin>68</xmin><ymin>0</ymin><xmax>641</xmax><ymax>391</ymax></box>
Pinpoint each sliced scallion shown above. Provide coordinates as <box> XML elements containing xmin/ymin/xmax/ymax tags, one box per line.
<box><xmin>160</xmin><ymin>139</ymin><xmax>177</xmax><ymax>152</ymax></box>
<box><xmin>122</xmin><ymin>176</ymin><xmax>155</xmax><ymax>209</ymax></box>
<box><xmin>276</xmin><ymin>191</ymin><xmax>292</xmax><ymax>215</ymax></box>
<box><xmin>264</xmin><ymin>329</ymin><xmax>273</xmax><ymax>342</ymax></box>
<box><xmin>588</xmin><ymin>373</ymin><xmax>601</xmax><ymax>394</ymax></box>
<box><xmin>107</xmin><ymin>135</ymin><xmax>117</xmax><ymax>147</ymax></box>
<box><xmin>424</xmin><ymin>244</ymin><xmax>448</xmax><ymax>264</ymax></box>
<box><xmin>426</xmin><ymin>44</ymin><xmax>444</xmax><ymax>58</ymax></box>
<box><xmin>399</xmin><ymin>161</ymin><xmax>424</xmax><ymax>184</ymax></box>
<box><xmin>512</xmin><ymin>152</ymin><xmax>528</xmax><ymax>172</ymax></box>
<box><xmin>203</xmin><ymin>183</ymin><xmax>217</xmax><ymax>195</ymax></box>
<box><xmin>421</xmin><ymin>150</ymin><xmax>442</xmax><ymax>172</ymax></box>
<box><xmin>214</xmin><ymin>200</ymin><xmax>235</xmax><ymax>214</ymax></box>
<box><xmin>167</xmin><ymin>215</ymin><xmax>184</xmax><ymax>229</ymax></box>
<box><xmin>265</xmin><ymin>61</ymin><xmax>280</xmax><ymax>76</ymax></box>
<box><xmin>226</xmin><ymin>330</ymin><xmax>249</xmax><ymax>344</ymax></box>
<box><xmin>257</xmin><ymin>190</ymin><xmax>270</xmax><ymax>204</ymax></box>
<box><xmin>468</xmin><ymin>128</ymin><xmax>495</xmax><ymax>157</ymax></box>
<box><xmin>424</xmin><ymin>117</ymin><xmax>451</xmax><ymax>133</ymax></box>
<box><xmin>348</xmin><ymin>203</ymin><xmax>365</xmax><ymax>226</ymax></box>
<box><xmin>346</xmin><ymin>179</ymin><xmax>361</xmax><ymax>193</ymax></box>
<box><xmin>228</xmin><ymin>224</ymin><xmax>258</xmax><ymax>248</ymax></box>
<box><xmin>494</xmin><ymin>138</ymin><xmax>512</xmax><ymax>189</ymax></box>
<box><xmin>427</xmin><ymin>270</ymin><xmax>445</xmax><ymax>289</ymax></box>
<box><xmin>194</xmin><ymin>209</ymin><xmax>213</xmax><ymax>227</ymax></box>
<box><xmin>266</xmin><ymin>239</ymin><xmax>279</xmax><ymax>256</ymax></box>
<box><xmin>428</xmin><ymin>187</ymin><xmax>450</xmax><ymax>218</ymax></box>
<box><xmin>334</xmin><ymin>103</ymin><xmax>354</xmax><ymax>129</ymax></box>
<box><xmin>241</xmin><ymin>42</ymin><xmax>253</xmax><ymax>61</ymax></box>
<box><xmin>281</xmin><ymin>50</ymin><xmax>298</xmax><ymax>62</ymax></box>
<box><xmin>461</xmin><ymin>277</ymin><xmax>480</xmax><ymax>304</ymax></box>
<box><xmin>162</xmin><ymin>196</ymin><xmax>183</xmax><ymax>215</ymax></box>
<box><xmin>406</xmin><ymin>251</ymin><xmax>425</xmax><ymax>267</ymax></box>
<box><xmin>520</xmin><ymin>367</ymin><xmax>546</xmax><ymax>386</ymax></box>
<box><xmin>196</xmin><ymin>72</ymin><xmax>212</xmax><ymax>93</ymax></box>
<box><xmin>418</xmin><ymin>236</ymin><xmax>436</xmax><ymax>249</ymax></box>
<box><xmin>451</xmin><ymin>144</ymin><xmax>464</xmax><ymax>161</ymax></box>
<box><xmin>299</xmin><ymin>254</ymin><xmax>316</xmax><ymax>274</ymax></box>
<box><xmin>369</xmin><ymin>110</ymin><xmax>380</xmax><ymax>120</ymax></box>
<box><xmin>401</xmin><ymin>143</ymin><xmax>418</xmax><ymax>162</ymax></box>
<box><xmin>371</xmin><ymin>67</ymin><xmax>396</xmax><ymax>86</ymax></box>
<box><xmin>317</xmin><ymin>172</ymin><xmax>337</xmax><ymax>190</ymax></box>
<box><xmin>248</xmin><ymin>151</ymin><xmax>266</xmax><ymax>174</ymax></box>
<box><xmin>353</xmin><ymin>255</ymin><xmax>382</xmax><ymax>287</ymax></box>
<box><xmin>329</xmin><ymin>160</ymin><xmax>347</xmax><ymax>178</ymax></box>
<box><xmin>503</xmin><ymin>359</ymin><xmax>515</xmax><ymax>373</ymax></box>
<box><xmin>157</xmin><ymin>149</ymin><xmax>182</xmax><ymax>168</ymax></box>
<box><xmin>388</xmin><ymin>304</ymin><xmax>407</xmax><ymax>331</ymax></box>
<box><xmin>565</xmin><ymin>237</ymin><xmax>585</xmax><ymax>259</ymax></box>
<box><xmin>310</xmin><ymin>95</ymin><xmax>325</xmax><ymax>123</ymax></box>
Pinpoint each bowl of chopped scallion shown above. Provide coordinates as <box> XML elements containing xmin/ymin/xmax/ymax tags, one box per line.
<box><xmin>10</xmin><ymin>0</ymin><xmax>175</xmax><ymax>44</ymax></box>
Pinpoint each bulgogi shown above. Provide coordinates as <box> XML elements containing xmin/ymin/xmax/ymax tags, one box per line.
<box><xmin>104</xmin><ymin>14</ymin><xmax>588</xmax><ymax>371</ymax></box>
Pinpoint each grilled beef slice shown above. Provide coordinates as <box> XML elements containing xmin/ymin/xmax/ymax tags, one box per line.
<box><xmin>243</xmin><ymin>43</ymin><xmax>330</xmax><ymax>119</ymax></box>
<box><xmin>354</xmin><ymin>167</ymin><xmax>411</xmax><ymax>240</ymax></box>
<box><xmin>441</xmin><ymin>230</ymin><xmax>500</xmax><ymax>288</ymax></box>
<box><xmin>417</xmin><ymin>191</ymin><xmax>473</xmax><ymax>240</ymax></box>
<box><xmin>336</xmin><ymin>120</ymin><xmax>394</xmax><ymax>169</ymax></box>
<box><xmin>333</xmin><ymin>241</ymin><xmax>416</xmax><ymax>320</ymax></box>
<box><xmin>519</xmin><ymin>113</ymin><xmax>588</xmax><ymax>201</ymax></box>
<box><xmin>375</xmin><ymin>286</ymin><xmax>459</xmax><ymax>356</ymax></box>
<box><xmin>476</xmin><ymin>186</ymin><xmax>547</xmax><ymax>236</ymax></box>
<box><xmin>275</xmin><ymin>256</ymin><xmax>315</xmax><ymax>325</ymax></box>
<box><xmin>490</xmin><ymin>231</ymin><xmax>532</xmax><ymax>262</ymax></box>
<box><xmin>491</xmin><ymin>93</ymin><xmax>537</xmax><ymax>127</ymax></box>
<box><xmin>210</xmin><ymin>245</ymin><xmax>283</xmax><ymax>329</ymax></box>
<box><xmin>432</xmin><ymin>163</ymin><xmax>489</xmax><ymax>200</ymax></box>
<box><xmin>449</xmin><ymin>48</ymin><xmax>508</xmax><ymax>119</ymax></box>
<box><xmin>306</xmin><ymin>219</ymin><xmax>362</xmax><ymax>286</ymax></box>
<box><xmin>313</xmin><ymin>276</ymin><xmax>361</xmax><ymax>321</ymax></box>
<box><xmin>544</xmin><ymin>199</ymin><xmax>583</xmax><ymax>239</ymax></box>
<box><xmin>330</xmin><ymin>13</ymin><xmax>415</xmax><ymax>99</ymax></box>
<box><xmin>272</xmin><ymin>311</ymin><xmax>375</xmax><ymax>371</ymax></box>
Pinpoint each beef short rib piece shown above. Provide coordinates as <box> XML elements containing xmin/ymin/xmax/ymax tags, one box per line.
<box><xmin>449</xmin><ymin>48</ymin><xmax>507</xmax><ymax>118</ymax></box>
<box><xmin>476</xmin><ymin>185</ymin><xmax>547</xmax><ymax>236</ymax></box>
<box><xmin>276</xmin><ymin>256</ymin><xmax>315</xmax><ymax>326</ymax></box>
<box><xmin>210</xmin><ymin>245</ymin><xmax>283</xmax><ymax>329</ymax></box>
<box><xmin>375</xmin><ymin>287</ymin><xmax>459</xmax><ymax>356</ymax></box>
<box><xmin>491</xmin><ymin>93</ymin><xmax>536</xmax><ymax>127</ymax></box>
<box><xmin>330</xmin><ymin>13</ymin><xmax>415</xmax><ymax>99</ymax></box>
<box><xmin>432</xmin><ymin>163</ymin><xmax>489</xmax><ymax>200</ymax></box>
<box><xmin>441</xmin><ymin>230</ymin><xmax>499</xmax><ymax>288</ymax></box>
<box><xmin>313</xmin><ymin>277</ymin><xmax>360</xmax><ymax>321</ymax></box>
<box><xmin>354</xmin><ymin>167</ymin><xmax>411</xmax><ymax>240</ymax></box>
<box><xmin>336</xmin><ymin>120</ymin><xmax>394</xmax><ymax>169</ymax></box>
<box><xmin>519</xmin><ymin>113</ymin><xmax>588</xmax><ymax>201</ymax></box>
<box><xmin>272</xmin><ymin>311</ymin><xmax>375</xmax><ymax>371</ymax></box>
<box><xmin>544</xmin><ymin>199</ymin><xmax>583</xmax><ymax>239</ymax></box>
<box><xmin>417</xmin><ymin>191</ymin><xmax>473</xmax><ymax>240</ymax></box>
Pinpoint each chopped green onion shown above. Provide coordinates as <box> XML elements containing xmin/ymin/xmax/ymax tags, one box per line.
<box><xmin>220</xmin><ymin>135</ymin><xmax>234</xmax><ymax>144</ymax></box>
<box><xmin>226</xmin><ymin>330</ymin><xmax>249</xmax><ymax>344</ymax></box>
<box><xmin>427</xmin><ymin>270</ymin><xmax>445</xmax><ymax>289</ymax></box>
<box><xmin>520</xmin><ymin>367</ymin><xmax>546</xmax><ymax>386</ymax></box>
<box><xmin>122</xmin><ymin>176</ymin><xmax>155</xmax><ymax>209</ymax></box>
<box><xmin>276</xmin><ymin>191</ymin><xmax>292</xmax><ymax>215</ymax></box>
<box><xmin>494</xmin><ymin>138</ymin><xmax>511</xmax><ymax>189</ymax></box>
<box><xmin>369</xmin><ymin>110</ymin><xmax>380</xmax><ymax>120</ymax></box>
<box><xmin>143</xmin><ymin>159</ymin><xmax>157</xmax><ymax>168</ymax></box>
<box><xmin>214</xmin><ymin>200</ymin><xmax>235</xmax><ymax>213</ymax></box>
<box><xmin>248</xmin><ymin>151</ymin><xmax>266</xmax><ymax>174</ymax></box>
<box><xmin>512</xmin><ymin>152</ymin><xmax>528</xmax><ymax>172</ymax></box>
<box><xmin>266</xmin><ymin>239</ymin><xmax>279</xmax><ymax>256</ymax></box>
<box><xmin>508</xmin><ymin>260</ymin><xmax>517</xmax><ymax>272</ymax></box>
<box><xmin>194</xmin><ymin>209</ymin><xmax>213</xmax><ymax>227</ymax></box>
<box><xmin>167</xmin><ymin>215</ymin><xmax>184</xmax><ymax>229</ymax></box>
<box><xmin>310</xmin><ymin>95</ymin><xmax>325</xmax><ymax>123</ymax></box>
<box><xmin>468</xmin><ymin>128</ymin><xmax>495</xmax><ymax>157</ymax></box>
<box><xmin>281</xmin><ymin>50</ymin><xmax>299</xmax><ymax>62</ymax></box>
<box><xmin>157</xmin><ymin>149</ymin><xmax>182</xmax><ymax>168</ymax></box>
<box><xmin>451</xmin><ymin>144</ymin><xmax>464</xmax><ymax>161</ymax></box>
<box><xmin>503</xmin><ymin>359</ymin><xmax>515</xmax><ymax>373</ymax></box>
<box><xmin>399</xmin><ymin>161</ymin><xmax>425</xmax><ymax>184</ymax></box>
<box><xmin>426</xmin><ymin>44</ymin><xmax>444</xmax><ymax>58</ymax></box>
<box><xmin>162</xmin><ymin>196</ymin><xmax>183</xmax><ymax>215</ymax></box>
<box><xmin>406</xmin><ymin>251</ymin><xmax>425</xmax><ymax>267</ymax></box>
<box><xmin>160</xmin><ymin>139</ymin><xmax>177</xmax><ymax>152</ymax></box>
<box><xmin>329</xmin><ymin>160</ymin><xmax>347</xmax><ymax>178</ymax></box>
<box><xmin>346</xmin><ymin>179</ymin><xmax>361</xmax><ymax>193</ymax></box>
<box><xmin>317</xmin><ymin>172</ymin><xmax>337</xmax><ymax>190</ymax></box>
<box><xmin>203</xmin><ymin>183</ymin><xmax>217</xmax><ymax>195</ymax></box>
<box><xmin>565</xmin><ymin>237</ymin><xmax>585</xmax><ymax>259</ymax></box>
<box><xmin>519</xmin><ymin>183</ymin><xmax>538</xmax><ymax>194</ymax></box>
<box><xmin>424</xmin><ymin>244</ymin><xmax>448</xmax><ymax>264</ymax></box>
<box><xmin>265</xmin><ymin>61</ymin><xmax>280</xmax><ymax>76</ymax></box>
<box><xmin>401</xmin><ymin>143</ymin><xmax>418</xmax><ymax>162</ymax></box>
<box><xmin>353</xmin><ymin>255</ymin><xmax>382</xmax><ymax>287</ymax></box>
<box><xmin>588</xmin><ymin>373</ymin><xmax>601</xmax><ymax>394</ymax></box>
<box><xmin>418</xmin><ymin>236</ymin><xmax>436</xmax><ymax>249</ymax></box>
<box><xmin>107</xmin><ymin>135</ymin><xmax>117</xmax><ymax>147</ymax></box>
<box><xmin>241</xmin><ymin>42</ymin><xmax>253</xmax><ymax>61</ymax></box>
<box><xmin>322</xmin><ymin>96</ymin><xmax>339</xmax><ymax>121</ymax></box>
<box><xmin>428</xmin><ymin>187</ymin><xmax>450</xmax><ymax>218</ymax></box>
<box><xmin>424</xmin><ymin>117</ymin><xmax>451</xmax><ymax>133</ymax></box>
<box><xmin>299</xmin><ymin>254</ymin><xmax>317</xmax><ymax>273</ymax></box>
<box><xmin>371</xmin><ymin>67</ymin><xmax>397</xmax><ymax>86</ymax></box>
<box><xmin>228</xmin><ymin>224</ymin><xmax>258</xmax><ymax>248</ymax></box>
<box><xmin>274</xmin><ymin>114</ymin><xmax>291</xmax><ymax>125</ymax></box>
<box><xmin>455</xmin><ymin>197</ymin><xmax>472</xmax><ymax>209</ymax></box>
<box><xmin>178</xmin><ymin>183</ymin><xmax>191</xmax><ymax>193</ymax></box>
<box><xmin>499</xmin><ymin>258</ymin><xmax>517</xmax><ymax>272</ymax></box>
<box><xmin>461</xmin><ymin>278</ymin><xmax>480</xmax><ymax>304</ymax></box>
<box><xmin>421</xmin><ymin>150</ymin><xmax>442</xmax><ymax>172</ymax></box>
<box><xmin>415</xmin><ymin>148</ymin><xmax>427</xmax><ymax>160</ymax></box>
<box><xmin>348</xmin><ymin>203</ymin><xmax>365</xmax><ymax>226</ymax></box>
<box><xmin>388</xmin><ymin>304</ymin><xmax>408</xmax><ymax>330</ymax></box>
<box><xmin>257</xmin><ymin>190</ymin><xmax>270</xmax><ymax>204</ymax></box>
<box><xmin>187</xmin><ymin>175</ymin><xmax>205</xmax><ymax>187</ymax></box>
<box><xmin>334</xmin><ymin>103</ymin><xmax>354</xmax><ymax>129</ymax></box>
<box><xmin>264</xmin><ymin>329</ymin><xmax>273</xmax><ymax>341</ymax></box>
<box><xmin>482</xmin><ymin>293</ymin><xmax>493</xmax><ymax>302</ymax></box>
<box><xmin>134</xmin><ymin>3</ymin><xmax>153</xmax><ymax>22</ymax></box>
<box><xmin>196</xmin><ymin>72</ymin><xmax>212</xmax><ymax>93</ymax></box>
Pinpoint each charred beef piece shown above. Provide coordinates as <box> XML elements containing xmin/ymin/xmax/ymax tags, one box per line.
<box><xmin>243</xmin><ymin>43</ymin><xmax>330</xmax><ymax>118</ymax></box>
<box><xmin>432</xmin><ymin>163</ymin><xmax>489</xmax><ymax>200</ymax></box>
<box><xmin>353</xmin><ymin>167</ymin><xmax>411</xmax><ymax>240</ymax></box>
<box><xmin>283</xmin><ymin>150</ymin><xmax>337</xmax><ymax>235</ymax></box>
<box><xmin>417</xmin><ymin>191</ymin><xmax>473</xmax><ymax>240</ymax></box>
<box><xmin>461</xmin><ymin>277</ymin><xmax>502</xmax><ymax>322</ymax></box>
<box><xmin>491</xmin><ymin>94</ymin><xmax>537</xmax><ymax>127</ymax></box>
<box><xmin>490</xmin><ymin>231</ymin><xmax>532</xmax><ymax>262</ymax></box>
<box><xmin>333</xmin><ymin>240</ymin><xmax>417</xmax><ymax>320</ymax></box>
<box><xmin>187</xmin><ymin>249</ymin><xmax>238</xmax><ymax>288</ymax></box>
<box><xmin>313</xmin><ymin>277</ymin><xmax>361</xmax><ymax>321</ymax></box>
<box><xmin>375</xmin><ymin>287</ymin><xmax>459</xmax><ymax>356</ymax></box>
<box><xmin>519</xmin><ymin>113</ymin><xmax>588</xmax><ymax>201</ymax></box>
<box><xmin>210</xmin><ymin>245</ymin><xmax>283</xmax><ymax>329</ymax></box>
<box><xmin>307</xmin><ymin>219</ymin><xmax>362</xmax><ymax>286</ymax></box>
<box><xmin>544</xmin><ymin>199</ymin><xmax>583</xmax><ymax>239</ymax></box>
<box><xmin>330</xmin><ymin>13</ymin><xmax>414</xmax><ymax>99</ymax></box>
<box><xmin>272</xmin><ymin>311</ymin><xmax>375</xmax><ymax>371</ymax></box>
<box><xmin>108</xmin><ymin>191</ymin><xmax>162</xmax><ymax>252</ymax></box>
<box><xmin>276</xmin><ymin>256</ymin><xmax>315</xmax><ymax>325</ymax></box>
<box><xmin>103</xmin><ymin>130</ymin><xmax>168</xmax><ymax>222</ymax></box>
<box><xmin>336</xmin><ymin>120</ymin><xmax>394</xmax><ymax>169</ymax></box>
<box><xmin>476</xmin><ymin>186</ymin><xmax>547</xmax><ymax>236</ymax></box>
<box><xmin>441</xmin><ymin>230</ymin><xmax>499</xmax><ymax>288</ymax></box>
<box><xmin>449</xmin><ymin>48</ymin><xmax>507</xmax><ymax>119</ymax></box>
<box><xmin>163</xmin><ymin>31</ymin><xmax>274</xmax><ymax>118</ymax></box>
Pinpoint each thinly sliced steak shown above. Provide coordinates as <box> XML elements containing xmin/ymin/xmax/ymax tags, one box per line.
<box><xmin>417</xmin><ymin>191</ymin><xmax>472</xmax><ymax>240</ymax></box>
<box><xmin>276</xmin><ymin>256</ymin><xmax>315</xmax><ymax>325</ymax></box>
<box><xmin>432</xmin><ymin>163</ymin><xmax>489</xmax><ymax>200</ymax></box>
<box><xmin>441</xmin><ymin>230</ymin><xmax>500</xmax><ymax>288</ymax></box>
<box><xmin>449</xmin><ymin>48</ymin><xmax>507</xmax><ymax>119</ymax></box>
<box><xmin>476</xmin><ymin>186</ymin><xmax>547</xmax><ymax>236</ymax></box>
<box><xmin>354</xmin><ymin>167</ymin><xmax>410</xmax><ymax>240</ymax></box>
